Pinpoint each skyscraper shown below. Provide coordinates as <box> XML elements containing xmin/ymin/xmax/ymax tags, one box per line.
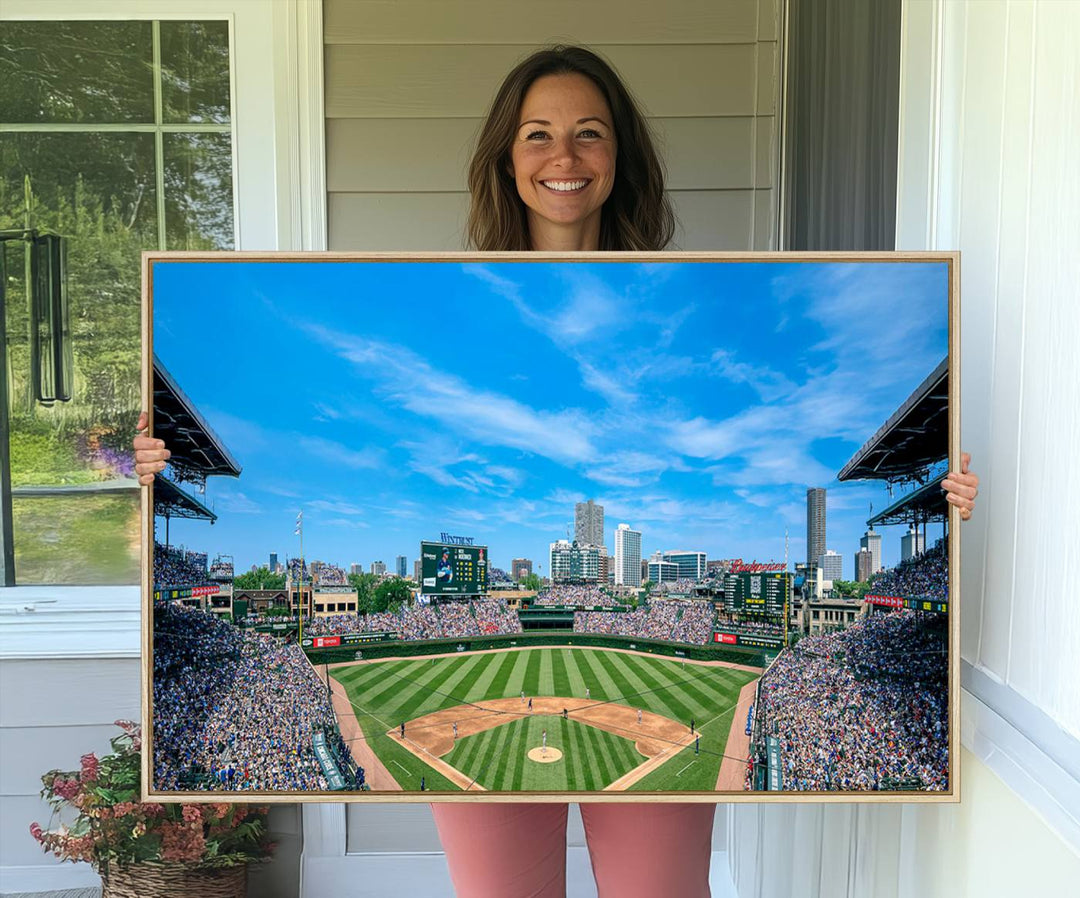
<box><xmin>370</xmin><ymin>560</ymin><xmax>386</xmax><ymax>576</ymax></box>
<box><xmin>806</xmin><ymin>488</ymin><xmax>826</xmax><ymax>566</ymax></box>
<box><xmin>854</xmin><ymin>548</ymin><xmax>874</xmax><ymax>582</ymax></box>
<box><xmin>818</xmin><ymin>549</ymin><xmax>843</xmax><ymax>581</ymax></box>
<box><xmin>575</xmin><ymin>499</ymin><xmax>604</xmax><ymax>547</ymax></box>
<box><xmin>396</xmin><ymin>555</ymin><xmax>407</xmax><ymax>578</ymax></box>
<box><xmin>614</xmin><ymin>523</ymin><xmax>642</xmax><ymax>587</ymax></box>
<box><xmin>860</xmin><ymin>527</ymin><xmax>882</xmax><ymax>574</ymax></box>
<box><xmin>512</xmin><ymin>558</ymin><xmax>533</xmax><ymax>581</ymax></box>
<box><xmin>413</xmin><ymin>559</ymin><xmax>422</xmax><ymax>582</ymax></box>
<box><xmin>662</xmin><ymin>551</ymin><xmax>707</xmax><ymax>581</ymax></box>
<box><xmin>269</xmin><ymin>552</ymin><xmax>278</xmax><ymax>573</ymax></box>
<box><xmin>901</xmin><ymin>526</ymin><xmax>924</xmax><ymax>562</ymax></box>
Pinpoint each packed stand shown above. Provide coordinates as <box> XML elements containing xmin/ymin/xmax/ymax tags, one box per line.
<box><xmin>153</xmin><ymin>603</ymin><xmax>337</xmax><ymax>791</ymax></box>
<box><xmin>534</xmin><ymin>585</ymin><xmax>613</xmax><ymax>606</ymax></box>
<box><xmin>473</xmin><ymin>599</ymin><xmax>523</xmax><ymax>635</ymax></box>
<box><xmin>572</xmin><ymin>599</ymin><xmax>716</xmax><ymax>645</ymax></box>
<box><xmin>154</xmin><ymin>543</ymin><xmax>216</xmax><ymax>590</ymax></box>
<box><xmin>753</xmin><ymin>610</ymin><xmax>947</xmax><ymax>791</ymax></box>
<box><xmin>868</xmin><ymin>541</ymin><xmax>947</xmax><ymax>601</ymax></box>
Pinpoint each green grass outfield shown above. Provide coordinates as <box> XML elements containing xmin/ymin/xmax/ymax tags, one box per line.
<box><xmin>332</xmin><ymin>647</ymin><xmax>758</xmax><ymax>792</ymax></box>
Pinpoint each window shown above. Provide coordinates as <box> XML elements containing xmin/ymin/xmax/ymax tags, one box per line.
<box><xmin>1</xmin><ymin>19</ymin><xmax>234</xmax><ymax>585</ymax></box>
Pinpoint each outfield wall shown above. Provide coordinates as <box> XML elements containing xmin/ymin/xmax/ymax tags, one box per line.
<box><xmin>302</xmin><ymin>630</ymin><xmax>767</xmax><ymax>668</ymax></box>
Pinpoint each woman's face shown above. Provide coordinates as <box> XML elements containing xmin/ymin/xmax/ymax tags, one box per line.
<box><xmin>509</xmin><ymin>73</ymin><xmax>616</xmax><ymax>249</ymax></box>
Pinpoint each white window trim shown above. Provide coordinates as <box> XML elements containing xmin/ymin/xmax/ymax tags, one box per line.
<box><xmin>0</xmin><ymin>0</ymin><xmax>327</xmax><ymax>656</ymax></box>
<box><xmin>896</xmin><ymin>0</ymin><xmax>1080</xmax><ymax>855</ymax></box>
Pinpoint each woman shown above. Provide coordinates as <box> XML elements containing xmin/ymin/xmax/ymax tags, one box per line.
<box><xmin>135</xmin><ymin>45</ymin><xmax>979</xmax><ymax>898</ymax></box>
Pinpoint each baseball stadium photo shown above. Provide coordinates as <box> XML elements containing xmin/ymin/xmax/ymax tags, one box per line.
<box><xmin>145</xmin><ymin>254</ymin><xmax>956</xmax><ymax>800</ymax></box>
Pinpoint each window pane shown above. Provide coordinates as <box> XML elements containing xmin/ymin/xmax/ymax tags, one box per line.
<box><xmin>160</xmin><ymin>21</ymin><xmax>232</xmax><ymax>124</ymax></box>
<box><xmin>0</xmin><ymin>21</ymin><xmax>154</xmax><ymax>124</ymax></box>
<box><xmin>12</xmin><ymin>494</ymin><xmax>140</xmax><ymax>585</ymax></box>
<box><xmin>2</xmin><ymin>132</ymin><xmax>153</xmax><ymax>586</ymax></box>
<box><xmin>164</xmin><ymin>133</ymin><xmax>235</xmax><ymax>250</ymax></box>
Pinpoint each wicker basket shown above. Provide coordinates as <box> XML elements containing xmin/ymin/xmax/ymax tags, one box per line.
<box><xmin>101</xmin><ymin>862</ymin><xmax>247</xmax><ymax>898</ymax></box>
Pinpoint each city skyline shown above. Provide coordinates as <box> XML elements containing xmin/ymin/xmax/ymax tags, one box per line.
<box><xmin>154</xmin><ymin>259</ymin><xmax>949</xmax><ymax>581</ymax></box>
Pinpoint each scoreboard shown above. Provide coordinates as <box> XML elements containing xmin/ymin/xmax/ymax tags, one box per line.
<box><xmin>420</xmin><ymin>541</ymin><xmax>489</xmax><ymax>596</ymax></box>
<box><xmin>722</xmin><ymin>571</ymin><xmax>790</xmax><ymax>616</ymax></box>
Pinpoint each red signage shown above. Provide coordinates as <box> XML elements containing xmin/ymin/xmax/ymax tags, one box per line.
<box><xmin>865</xmin><ymin>594</ymin><xmax>905</xmax><ymax>608</ymax></box>
<box><xmin>313</xmin><ymin>636</ymin><xmax>341</xmax><ymax>648</ymax></box>
<box><xmin>727</xmin><ymin>559</ymin><xmax>786</xmax><ymax>573</ymax></box>
<box><xmin>192</xmin><ymin>585</ymin><xmax>219</xmax><ymax>596</ymax></box>
<box><xmin>715</xmin><ymin>633</ymin><xmax>738</xmax><ymax>644</ymax></box>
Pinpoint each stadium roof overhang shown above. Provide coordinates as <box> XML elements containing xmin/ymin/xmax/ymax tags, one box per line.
<box><xmin>868</xmin><ymin>472</ymin><xmax>948</xmax><ymax>526</ymax></box>
<box><xmin>153</xmin><ymin>355</ymin><xmax>241</xmax><ymax>485</ymax></box>
<box><xmin>837</xmin><ymin>357</ymin><xmax>948</xmax><ymax>485</ymax></box>
<box><xmin>154</xmin><ymin>476</ymin><xmax>217</xmax><ymax>522</ymax></box>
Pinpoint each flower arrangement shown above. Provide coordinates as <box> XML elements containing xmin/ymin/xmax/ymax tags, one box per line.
<box><xmin>30</xmin><ymin>720</ymin><xmax>274</xmax><ymax>874</ymax></box>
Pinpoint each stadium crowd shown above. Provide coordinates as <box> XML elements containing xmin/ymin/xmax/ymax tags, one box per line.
<box><xmin>533</xmin><ymin>585</ymin><xmax>613</xmax><ymax>606</ymax></box>
<box><xmin>153</xmin><ymin>604</ymin><xmax>338</xmax><ymax>791</ymax></box>
<box><xmin>650</xmin><ymin>578</ymin><xmax>698</xmax><ymax>595</ymax></box>
<box><xmin>300</xmin><ymin>599</ymin><xmax>523</xmax><ymax>639</ymax></box>
<box><xmin>868</xmin><ymin>540</ymin><xmax>947</xmax><ymax>601</ymax></box>
<box><xmin>573</xmin><ymin>600</ymin><xmax>717</xmax><ymax>645</ymax></box>
<box><xmin>753</xmin><ymin>610</ymin><xmax>948</xmax><ymax>791</ymax></box>
<box><xmin>153</xmin><ymin>543</ymin><xmax>216</xmax><ymax>590</ymax></box>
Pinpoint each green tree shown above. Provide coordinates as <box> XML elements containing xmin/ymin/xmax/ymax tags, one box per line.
<box><xmin>373</xmin><ymin>577</ymin><xmax>413</xmax><ymax>614</ymax></box>
<box><xmin>519</xmin><ymin>572</ymin><xmax>542</xmax><ymax>591</ymax></box>
<box><xmin>233</xmin><ymin>566</ymin><xmax>285</xmax><ymax>590</ymax></box>
<box><xmin>832</xmin><ymin>579</ymin><xmax>871</xmax><ymax>600</ymax></box>
<box><xmin>348</xmin><ymin>571</ymin><xmax>380</xmax><ymax>614</ymax></box>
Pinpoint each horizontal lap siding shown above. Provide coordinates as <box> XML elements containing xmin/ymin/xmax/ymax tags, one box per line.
<box><xmin>324</xmin><ymin>0</ymin><xmax>761</xmax><ymax>45</ymax></box>
<box><xmin>324</xmin><ymin>0</ymin><xmax>781</xmax><ymax>251</ymax></box>
<box><xmin>0</xmin><ymin>658</ymin><xmax>140</xmax><ymax>868</ymax></box>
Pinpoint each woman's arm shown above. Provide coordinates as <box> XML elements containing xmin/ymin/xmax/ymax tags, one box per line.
<box><xmin>133</xmin><ymin>411</ymin><xmax>171</xmax><ymax>485</ymax></box>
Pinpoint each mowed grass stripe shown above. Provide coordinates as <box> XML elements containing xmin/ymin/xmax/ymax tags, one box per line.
<box><xmin>472</xmin><ymin>712</ymin><xmax>513</xmax><ymax>787</ymax></box>
<box><xmin>501</xmin><ymin>649</ymin><xmax>533</xmax><ymax>700</ymax></box>
<box><xmin>609</xmin><ymin>653</ymin><xmax>693</xmax><ymax>722</ymax></box>
<box><xmin>521</xmin><ymin>649</ymin><xmax>544</xmax><ymax>697</ymax></box>
<box><xmin>551</xmin><ymin>649</ymin><xmax>573</xmax><ymax>697</ymax></box>
<box><xmin>592</xmin><ymin>650</ymin><xmax>652</xmax><ymax>706</ymax></box>
<box><xmin>582</xmin><ymin>723</ymin><xmax>610</xmax><ymax>789</ymax></box>
<box><xmin>617</xmin><ymin>654</ymin><xmax>714</xmax><ymax>721</ymax></box>
<box><xmin>466</xmin><ymin>649</ymin><xmax>517</xmax><ymax>704</ymax></box>
<box><xmin>575</xmin><ymin>648</ymin><xmax>625</xmax><ymax>704</ymax></box>
<box><xmin>359</xmin><ymin>655</ymin><xmax>467</xmax><ymax>710</ymax></box>
<box><xmin>505</xmin><ymin>718</ymin><xmax>529</xmax><ymax>789</ymax></box>
<box><xmin>485</xmin><ymin>715</ymin><xmax>520</xmax><ymax>790</ymax></box>
<box><xmin>568</xmin><ymin>715</ymin><xmax>591</xmax><ymax>790</ymax></box>
<box><xmin>537</xmin><ymin>648</ymin><xmax>556</xmax><ymax>697</ymax></box>
<box><xmin>563</xmin><ymin>649</ymin><xmax>588</xmax><ymax>697</ymax></box>
<box><xmin>441</xmin><ymin>652</ymin><xmax>500</xmax><ymax>710</ymax></box>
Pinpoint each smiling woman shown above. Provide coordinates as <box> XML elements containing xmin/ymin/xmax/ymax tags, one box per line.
<box><xmin>466</xmin><ymin>45</ymin><xmax>674</xmax><ymax>252</ymax></box>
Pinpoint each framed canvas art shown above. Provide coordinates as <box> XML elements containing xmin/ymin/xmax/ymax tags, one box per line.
<box><xmin>142</xmin><ymin>251</ymin><xmax>959</xmax><ymax>803</ymax></box>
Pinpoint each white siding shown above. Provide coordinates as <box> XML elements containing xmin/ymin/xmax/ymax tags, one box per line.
<box><xmin>324</xmin><ymin>0</ymin><xmax>782</xmax><ymax>251</ymax></box>
<box><xmin>729</xmin><ymin>1</ymin><xmax>1080</xmax><ymax>895</ymax></box>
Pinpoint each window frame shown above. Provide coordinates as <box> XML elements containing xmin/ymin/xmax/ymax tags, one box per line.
<box><xmin>0</xmin><ymin>0</ymin><xmax>325</xmax><ymax>656</ymax></box>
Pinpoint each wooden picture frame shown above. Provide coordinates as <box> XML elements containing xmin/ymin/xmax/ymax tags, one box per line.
<box><xmin>141</xmin><ymin>250</ymin><xmax>960</xmax><ymax>804</ymax></box>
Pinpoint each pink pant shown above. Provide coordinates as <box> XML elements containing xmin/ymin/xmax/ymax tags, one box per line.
<box><xmin>431</xmin><ymin>803</ymin><xmax>715</xmax><ymax>898</ymax></box>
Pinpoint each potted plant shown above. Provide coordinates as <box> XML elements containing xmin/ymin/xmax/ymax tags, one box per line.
<box><xmin>30</xmin><ymin>720</ymin><xmax>274</xmax><ymax>897</ymax></box>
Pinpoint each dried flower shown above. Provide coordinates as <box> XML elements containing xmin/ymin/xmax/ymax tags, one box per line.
<box><xmin>79</xmin><ymin>753</ymin><xmax>100</xmax><ymax>782</ymax></box>
<box><xmin>31</xmin><ymin>722</ymin><xmax>273</xmax><ymax>872</ymax></box>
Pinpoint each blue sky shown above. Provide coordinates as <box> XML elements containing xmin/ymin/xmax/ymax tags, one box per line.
<box><xmin>154</xmin><ymin>260</ymin><xmax>949</xmax><ymax>580</ymax></box>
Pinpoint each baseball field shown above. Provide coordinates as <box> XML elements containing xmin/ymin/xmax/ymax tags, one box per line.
<box><xmin>328</xmin><ymin>646</ymin><xmax>759</xmax><ymax>793</ymax></box>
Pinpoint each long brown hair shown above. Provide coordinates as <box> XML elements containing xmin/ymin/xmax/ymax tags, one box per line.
<box><xmin>467</xmin><ymin>46</ymin><xmax>675</xmax><ymax>251</ymax></box>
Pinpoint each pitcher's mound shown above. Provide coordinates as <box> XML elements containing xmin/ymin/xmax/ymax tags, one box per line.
<box><xmin>528</xmin><ymin>747</ymin><xmax>563</xmax><ymax>763</ymax></box>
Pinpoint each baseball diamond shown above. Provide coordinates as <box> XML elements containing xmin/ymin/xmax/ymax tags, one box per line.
<box><xmin>328</xmin><ymin>646</ymin><xmax>759</xmax><ymax>792</ymax></box>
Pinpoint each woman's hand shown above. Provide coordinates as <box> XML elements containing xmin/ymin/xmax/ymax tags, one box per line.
<box><xmin>133</xmin><ymin>411</ymin><xmax>170</xmax><ymax>486</ymax></box>
<box><xmin>941</xmin><ymin>451</ymin><xmax>979</xmax><ymax>521</ymax></box>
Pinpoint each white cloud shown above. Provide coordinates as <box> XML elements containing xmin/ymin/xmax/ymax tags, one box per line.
<box><xmin>302</xmin><ymin>324</ymin><xmax>597</xmax><ymax>466</ymax></box>
<box><xmin>298</xmin><ymin>436</ymin><xmax>385</xmax><ymax>470</ymax></box>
